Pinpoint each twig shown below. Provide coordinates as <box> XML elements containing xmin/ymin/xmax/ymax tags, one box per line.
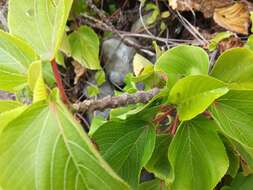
<box><xmin>73</xmin><ymin>88</ymin><xmax>160</xmax><ymax>112</ymax></box>
<box><xmin>0</xmin><ymin>1</ymin><xmax>8</xmax><ymax>31</ymax></box>
<box><xmin>139</xmin><ymin>2</ymin><xmax>155</xmax><ymax>37</ymax></box>
<box><xmin>86</xmin><ymin>0</ymin><xmax>113</xmax><ymax>26</ymax></box>
<box><xmin>80</xmin><ymin>13</ymin><xmax>201</xmax><ymax>46</ymax></box>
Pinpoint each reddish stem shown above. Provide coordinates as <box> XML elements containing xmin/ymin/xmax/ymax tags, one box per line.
<box><xmin>50</xmin><ymin>59</ymin><xmax>69</xmax><ymax>104</ymax></box>
<box><xmin>170</xmin><ymin>114</ymin><xmax>179</xmax><ymax>135</ymax></box>
<box><xmin>153</xmin><ymin>108</ymin><xmax>174</xmax><ymax>125</ymax></box>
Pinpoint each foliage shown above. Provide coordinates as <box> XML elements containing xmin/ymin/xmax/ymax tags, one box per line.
<box><xmin>1</xmin><ymin>0</ymin><xmax>253</xmax><ymax>190</ymax></box>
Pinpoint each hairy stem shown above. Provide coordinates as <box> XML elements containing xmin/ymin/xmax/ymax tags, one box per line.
<box><xmin>50</xmin><ymin>59</ymin><xmax>69</xmax><ymax>104</ymax></box>
<box><xmin>73</xmin><ymin>88</ymin><xmax>160</xmax><ymax>112</ymax></box>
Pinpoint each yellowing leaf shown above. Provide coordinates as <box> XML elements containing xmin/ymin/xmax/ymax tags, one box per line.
<box><xmin>213</xmin><ymin>3</ymin><xmax>250</xmax><ymax>35</ymax></box>
<box><xmin>28</xmin><ymin>61</ymin><xmax>47</xmax><ymax>102</ymax></box>
<box><xmin>8</xmin><ymin>0</ymin><xmax>73</xmax><ymax>60</ymax></box>
<box><xmin>133</xmin><ymin>53</ymin><xmax>153</xmax><ymax>76</ymax></box>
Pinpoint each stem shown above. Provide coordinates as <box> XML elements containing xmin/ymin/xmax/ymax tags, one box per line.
<box><xmin>170</xmin><ymin>114</ymin><xmax>179</xmax><ymax>135</ymax></box>
<box><xmin>50</xmin><ymin>59</ymin><xmax>69</xmax><ymax>104</ymax></box>
<box><xmin>73</xmin><ymin>88</ymin><xmax>160</xmax><ymax>112</ymax></box>
<box><xmin>153</xmin><ymin>108</ymin><xmax>174</xmax><ymax>125</ymax></box>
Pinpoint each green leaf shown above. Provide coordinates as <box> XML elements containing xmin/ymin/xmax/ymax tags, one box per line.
<box><xmin>8</xmin><ymin>0</ymin><xmax>73</xmax><ymax>60</ymax></box>
<box><xmin>168</xmin><ymin>116</ymin><xmax>229</xmax><ymax>190</ymax></box>
<box><xmin>87</xmin><ymin>84</ymin><xmax>100</xmax><ymax>97</ymax></box>
<box><xmin>71</xmin><ymin>0</ymin><xmax>87</xmax><ymax>15</ymax></box>
<box><xmin>231</xmin><ymin>141</ymin><xmax>253</xmax><ymax>174</ymax></box>
<box><xmin>110</xmin><ymin>105</ymin><xmax>138</xmax><ymax>120</ymax></box>
<box><xmin>95</xmin><ymin>70</ymin><xmax>106</xmax><ymax>86</ymax></box>
<box><xmin>0</xmin><ymin>105</ymin><xmax>27</xmax><ymax>136</ymax></box>
<box><xmin>251</xmin><ymin>12</ymin><xmax>253</xmax><ymax>33</ymax></box>
<box><xmin>28</xmin><ymin>61</ymin><xmax>48</xmax><ymax>102</ymax></box>
<box><xmin>210</xmin><ymin>90</ymin><xmax>253</xmax><ymax>149</ymax></box>
<box><xmin>208</xmin><ymin>32</ymin><xmax>233</xmax><ymax>51</ymax></box>
<box><xmin>92</xmin><ymin>119</ymin><xmax>156</xmax><ymax>189</ymax></box>
<box><xmin>89</xmin><ymin>115</ymin><xmax>107</xmax><ymax>136</ymax></box>
<box><xmin>161</xmin><ymin>11</ymin><xmax>170</xmax><ymax>18</ymax></box>
<box><xmin>211</xmin><ymin>48</ymin><xmax>253</xmax><ymax>89</ymax></box>
<box><xmin>152</xmin><ymin>41</ymin><xmax>162</xmax><ymax>59</ymax></box>
<box><xmin>145</xmin><ymin>3</ymin><xmax>160</xmax><ymax>25</ymax></box>
<box><xmin>154</xmin><ymin>45</ymin><xmax>209</xmax><ymax>88</ymax></box>
<box><xmin>0</xmin><ymin>93</ymin><xmax>130</xmax><ymax>190</ymax></box>
<box><xmin>138</xmin><ymin>179</ymin><xmax>169</xmax><ymax>190</ymax></box>
<box><xmin>221</xmin><ymin>136</ymin><xmax>240</xmax><ymax>177</ymax></box>
<box><xmin>245</xmin><ymin>35</ymin><xmax>253</xmax><ymax>51</ymax></box>
<box><xmin>0</xmin><ymin>100</ymin><xmax>22</xmax><ymax>113</ymax></box>
<box><xmin>169</xmin><ymin>75</ymin><xmax>228</xmax><ymax>121</ymax></box>
<box><xmin>42</xmin><ymin>61</ymin><xmax>56</xmax><ymax>88</ymax></box>
<box><xmin>68</xmin><ymin>26</ymin><xmax>101</xmax><ymax>70</ymax></box>
<box><xmin>146</xmin><ymin>134</ymin><xmax>172</xmax><ymax>180</ymax></box>
<box><xmin>228</xmin><ymin>172</ymin><xmax>253</xmax><ymax>190</ymax></box>
<box><xmin>0</xmin><ymin>30</ymin><xmax>38</xmax><ymax>92</ymax></box>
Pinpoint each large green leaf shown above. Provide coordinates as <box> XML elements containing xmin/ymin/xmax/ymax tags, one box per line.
<box><xmin>0</xmin><ymin>100</ymin><xmax>22</xmax><ymax>113</ymax></box>
<box><xmin>168</xmin><ymin>116</ymin><xmax>229</xmax><ymax>190</ymax></box>
<box><xmin>210</xmin><ymin>90</ymin><xmax>253</xmax><ymax>149</ymax></box>
<box><xmin>68</xmin><ymin>25</ymin><xmax>101</xmax><ymax>70</ymax></box>
<box><xmin>0</xmin><ymin>93</ymin><xmax>130</xmax><ymax>190</ymax></box>
<box><xmin>0</xmin><ymin>105</ymin><xmax>27</xmax><ymax>136</ymax></box>
<box><xmin>169</xmin><ymin>75</ymin><xmax>228</xmax><ymax>121</ymax></box>
<box><xmin>146</xmin><ymin>134</ymin><xmax>172</xmax><ymax>181</ymax></box>
<box><xmin>92</xmin><ymin>119</ymin><xmax>156</xmax><ymax>189</ymax></box>
<box><xmin>0</xmin><ymin>30</ymin><xmax>38</xmax><ymax>92</ymax></box>
<box><xmin>227</xmin><ymin>173</ymin><xmax>253</xmax><ymax>190</ymax></box>
<box><xmin>211</xmin><ymin>48</ymin><xmax>253</xmax><ymax>89</ymax></box>
<box><xmin>154</xmin><ymin>45</ymin><xmax>209</xmax><ymax>88</ymax></box>
<box><xmin>8</xmin><ymin>0</ymin><xmax>73</xmax><ymax>60</ymax></box>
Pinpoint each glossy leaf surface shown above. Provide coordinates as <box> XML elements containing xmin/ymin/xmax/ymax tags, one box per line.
<box><xmin>168</xmin><ymin>117</ymin><xmax>228</xmax><ymax>190</ymax></box>
<box><xmin>92</xmin><ymin>119</ymin><xmax>156</xmax><ymax>189</ymax></box>
<box><xmin>0</xmin><ymin>30</ymin><xmax>38</xmax><ymax>92</ymax></box>
<box><xmin>0</xmin><ymin>95</ymin><xmax>130</xmax><ymax>190</ymax></box>
<box><xmin>211</xmin><ymin>48</ymin><xmax>253</xmax><ymax>89</ymax></box>
<box><xmin>170</xmin><ymin>75</ymin><xmax>228</xmax><ymax>121</ymax></box>
<box><xmin>155</xmin><ymin>45</ymin><xmax>209</xmax><ymax>87</ymax></box>
<box><xmin>68</xmin><ymin>26</ymin><xmax>101</xmax><ymax>70</ymax></box>
<box><xmin>146</xmin><ymin>134</ymin><xmax>172</xmax><ymax>180</ymax></box>
<box><xmin>8</xmin><ymin>0</ymin><xmax>73</xmax><ymax>60</ymax></box>
<box><xmin>211</xmin><ymin>90</ymin><xmax>253</xmax><ymax>149</ymax></box>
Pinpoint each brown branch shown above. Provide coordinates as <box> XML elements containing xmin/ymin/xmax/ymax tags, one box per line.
<box><xmin>79</xmin><ymin>13</ymin><xmax>201</xmax><ymax>46</ymax></box>
<box><xmin>73</xmin><ymin>88</ymin><xmax>160</xmax><ymax>112</ymax></box>
<box><xmin>86</xmin><ymin>0</ymin><xmax>113</xmax><ymax>27</ymax></box>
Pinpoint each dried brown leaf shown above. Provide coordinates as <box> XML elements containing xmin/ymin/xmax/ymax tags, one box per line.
<box><xmin>169</xmin><ymin>0</ymin><xmax>233</xmax><ymax>18</ymax></box>
<box><xmin>218</xmin><ymin>36</ymin><xmax>244</xmax><ymax>53</ymax></box>
<box><xmin>214</xmin><ymin>3</ymin><xmax>250</xmax><ymax>35</ymax></box>
<box><xmin>72</xmin><ymin>61</ymin><xmax>86</xmax><ymax>84</ymax></box>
